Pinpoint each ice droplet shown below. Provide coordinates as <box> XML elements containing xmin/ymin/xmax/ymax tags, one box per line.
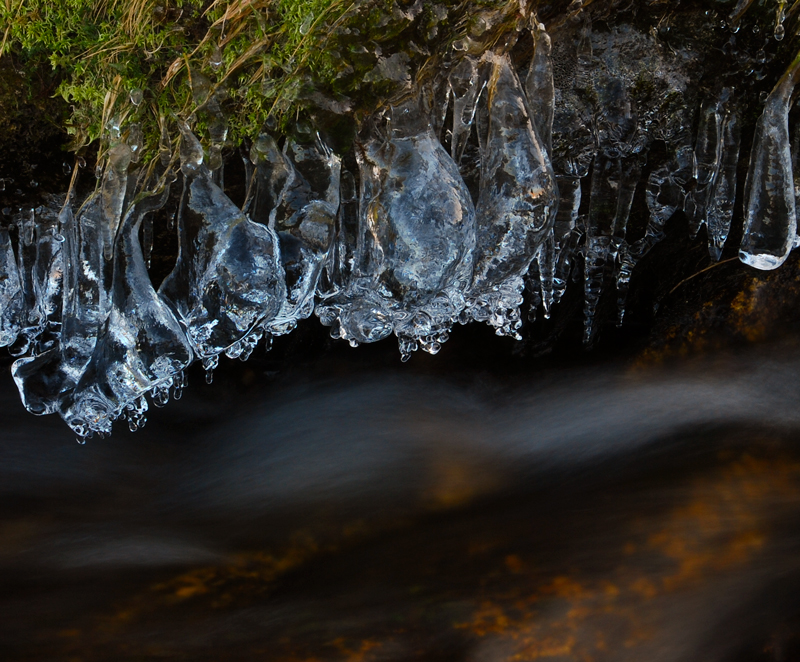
<box><xmin>209</xmin><ymin>43</ymin><xmax>223</xmax><ymax>71</ymax></box>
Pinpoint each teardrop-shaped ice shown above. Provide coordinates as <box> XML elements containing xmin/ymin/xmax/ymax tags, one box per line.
<box><xmin>739</xmin><ymin>56</ymin><xmax>800</xmax><ymax>270</ymax></box>
<box><xmin>467</xmin><ymin>51</ymin><xmax>557</xmax><ymax>339</ymax></box>
<box><xmin>159</xmin><ymin>123</ymin><xmax>286</xmax><ymax>360</ymax></box>
<box><xmin>60</xmin><ymin>184</ymin><xmax>193</xmax><ymax>438</ymax></box>
<box><xmin>317</xmin><ymin>90</ymin><xmax>475</xmax><ymax>358</ymax></box>
<box><xmin>0</xmin><ymin>224</ymin><xmax>23</xmax><ymax>347</ymax></box>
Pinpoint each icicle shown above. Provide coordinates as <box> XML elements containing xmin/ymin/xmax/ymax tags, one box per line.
<box><xmin>12</xmin><ymin>209</ymin><xmax>40</xmax><ymax>353</ymax></box>
<box><xmin>202</xmin><ymin>354</ymin><xmax>218</xmax><ymax>384</ymax></box>
<box><xmin>583</xmin><ymin>154</ymin><xmax>639</xmax><ymax>344</ymax></box>
<box><xmin>159</xmin><ymin>122</ymin><xmax>286</xmax><ymax>361</ymax></box>
<box><xmin>316</xmin><ymin>87</ymin><xmax>475</xmax><ymax>356</ymax></box>
<box><xmin>537</xmin><ymin>232</ymin><xmax>556</xmax><ymax>319</ymax></box>
<box><xmin>142</xmin><ymin>212</ymin><xmax>153</xmax><ymax>268</ymax></box>
<box><xmin>324</xmin><ymin>167</ymin><xmax>359</xmax><ymax>298</ymax></box>
<box><xmin>616</xmin><ymin>142</ymin><xmax>692</xmax><ymax>325</ymax></box>
<box><xmin>260</xmin><ymin>136</ymin><xmax>341</xmax><ymax>337</ymax></box>
<box><xmin>740</xmin><ymin>53</ymin><xmax>800</xmax><ymax>270</ymax></box>
<box><xmin>151</xmin><ymin>379</ymin><xmax>172</xmax><ymax>408</ymax></box>
<box><xmin>706</xmin><ymin>106</ymin><xmax>741</xmax><ymax>260</ymax></box>
<box><xmin>448</xmin><ymin>56</ymin><xmax>485</xmax><ymax>164</ymax></box>
<box><xmin>547</xmin><ymin>14</ymin><xmax>593</xmax><ymax>308</ymax></box>
<box><xmin>687</xmin><ymin>98</ymin><xmax>722</xmax><ymax>239</ymax></box>
<box><xmin>467</xmin><ymin>52</ymin><xmax>557</xmax><ymax>339</ymax></box>
<box><xmin>525</xmin><ymin>20</ymin><xmax>554</xmax><ymax>157</ymax></box>
<box><xmin>59</xmin><ymin>183</ymin><xmax>193</xmax><ymax>438</ymax></box>
<box><xmin>32</xmin><ymin>203</ymin><xmax>65</xmax><ymax>347</ymax></box>
<box><xmin>552</xmin><ymin>176</ymin><xmax>581</xmax><ymax>304</ymax></box>
<box><xmin>11</xmin><ymin>204</ymin><xmax>85</xmax><ymax>416</ymax></box>
<box><xmin>684</xmin><ymin>88</ymin><xmax>740</xmax><ymax>260</ymax></box>
<box><xmin>0</xmin><ymin>224</ymin><xmax>23</xmax><ymax>347</ymax></box>
<box><xmin>101</xmin><ymin>142</ymin><xmax>133</xmax><ymax>261</ymax></box>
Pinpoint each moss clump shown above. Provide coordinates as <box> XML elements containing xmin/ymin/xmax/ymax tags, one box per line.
<box><xmin>0</xmin><ymin>0</ymin><xmax>518</xmax><ymax>165</ymax></box>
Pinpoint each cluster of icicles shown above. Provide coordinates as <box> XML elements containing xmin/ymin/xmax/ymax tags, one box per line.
<box><xmin>1</xmin><ymin>19</ymin><xmax>799</xmax><ymax>439</ymax></box>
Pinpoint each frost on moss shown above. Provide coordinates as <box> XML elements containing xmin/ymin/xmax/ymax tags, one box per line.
<box><xmin>0</xmin><ymin>0</ymin><xmax>516</xmax><ymax>164</ymax></box>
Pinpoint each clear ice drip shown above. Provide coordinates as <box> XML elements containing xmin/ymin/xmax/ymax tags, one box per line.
<box><xmin>159</xmin><ymin>122</ymin><xmax>286</xmax><ymax>359</ymax></box>
<box><xmin>740</xmin><ymin>55</ymin><xmax>800</xmax><ymax>270</ymax></box>
<box><xmin>0</xmin><ymin>223</ymin><xmax>23</xmax><ymax>347</ymax></box>
<box><xmin>60</xmin><ymin>183</ymin><xmax>193</xmax><ymax>438</ymax></box>
<box><xmin>548</xmin><ymin>16</ymin><xmax>593</xmax><ymax>309</ymax></box>
<box><xmin>581</xmin><ymin>70</ymin><xmax>639</xmax><ymax>344</ymax></box>
<box><xmin>526</xmin><ymin>20</ymin><xmax>557</xmax><ymax>320</ymax></box>
<box><xmin>466</xmin><ymin>51</ymin><xmax>557</xmax><ymax>338</ymax></box>
<box><xmin>316</xmin><ymin>89</ymin><xmax>475</xmax><ymax>360</ymax></box>
<box><xmin>616</xmin><ymin>141</ymin><xmax>693</xmax><ymax>324</ymax></box>
<box><xmin>706</xmin><ymin>106</ymin><xmax>741</xmax><ymax>260</ymax></box>
<box><xmin>10</xmin><ymin>10</ymin><xmax>800</xmax><ymax>437</ymax></box>
<box><xmin>262</xmin><ymin>137</ymin><xmax>341</xmax><ymax>336</ymax></box>
<box><xmin>447</xmin><ymin>56</ymin><xmax>485</xmax><ymax>164</ymax></box>
<box><xmin>685</xmin><ymin>89</ymin><xmax>741</xmax><ymax>261</ymax></box>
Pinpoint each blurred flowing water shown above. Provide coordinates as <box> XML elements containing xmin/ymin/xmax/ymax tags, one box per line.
<box><xmin>3</xmin><ymin>342</ymin><xmax>800</xmax><ymax>660</ymax></box>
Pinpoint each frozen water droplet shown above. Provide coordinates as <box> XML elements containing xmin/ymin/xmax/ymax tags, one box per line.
<box><xmin>300</xmin><ymin>14</ymin><xmax>313</xmax><ymax>35</ymax></box>
<box><xmin>129</xmin><ymin>88</ymin><xmax>143</xmax><ymax>106</ymax></box>
<box><xmin>177</xmin><ymin>120</ymin><xmax>204</xmax><ymax>174</ymax></box>
<box><xmin>209</xmin><ymin>43</ymin><xmax>223</xmax><ymax>71</ymax></box>
<box><xmin>127</xmin><ymin>123</ymin><xmax>143</xmax><ymax>163</ymax></box>
<box><xmin>190</xmin><ymin>69</ymin><xmax>211</xmax><ymax>106</ymax></box>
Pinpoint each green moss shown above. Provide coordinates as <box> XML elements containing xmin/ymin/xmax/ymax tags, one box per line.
<box><xmin>0</xmin><ymin>0</ymin><xmax>518</xmax><ymax>164</ymax></box>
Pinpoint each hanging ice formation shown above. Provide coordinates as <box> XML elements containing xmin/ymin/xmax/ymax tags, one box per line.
<box><xmin>6</xmin><ymin>3</ymin><xmax>800</xmax><ymax>437</ymax></box>
<box><xmin>316</xmin><ymin>89</ymin><xmax>476</xmax><ymax>361</ymax></box>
